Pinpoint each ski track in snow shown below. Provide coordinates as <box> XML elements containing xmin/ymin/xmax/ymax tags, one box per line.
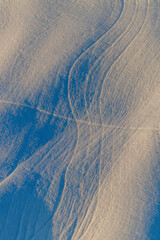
<box><xmin>0</xmin><ymin>0</ymin><xmax>160</xmax><ymax>239</ymax></box>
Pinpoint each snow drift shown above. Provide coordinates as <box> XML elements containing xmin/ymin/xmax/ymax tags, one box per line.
<box><xmin>0</xmin><ymin>0</ymin><xmax>160</xmax><ymax>239</ymax></box>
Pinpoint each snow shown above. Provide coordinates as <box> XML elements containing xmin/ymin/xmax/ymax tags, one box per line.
<box><xmin>0</xmin><ymin>0</ymin><xmax>160</xmax><ymax>239</ymax></box>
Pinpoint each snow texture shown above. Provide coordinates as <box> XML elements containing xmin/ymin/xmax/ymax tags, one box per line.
<box><xmin>0</xmin><ymin>0</ymin><xmax>160</xmax><ymax>239</ymax></box>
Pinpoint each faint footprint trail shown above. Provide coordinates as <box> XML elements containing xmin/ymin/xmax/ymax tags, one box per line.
<box><xmin>0</xmin><ymin>99</ymin><xmax>159</xmax><ymax>131</ymax></box>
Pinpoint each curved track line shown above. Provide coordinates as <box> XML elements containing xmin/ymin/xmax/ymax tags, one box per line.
<box><xmin>84</xmin><ymin>0</ymin><xmax>136</xmax><ymax>115</ymax></box>
<box><xmin>51</xmin><ymin>3</ymin><xmax>124</xmax><ymax>235</ymax></box>
<box><xmin>99</xmin><ymin>0</ymin><xmax>148</xmax><ymax>123</ymax></box>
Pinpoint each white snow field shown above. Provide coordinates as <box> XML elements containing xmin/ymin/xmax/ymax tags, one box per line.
<box><xmin>0</xmin><ymin>0</ymin><xmax>160</xmax><ymax>239</ymax></box>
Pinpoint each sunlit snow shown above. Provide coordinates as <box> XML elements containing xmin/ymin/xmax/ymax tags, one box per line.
<box><xmin>0</xmin><ymin>0</ymin><xmax>160</xmax><ymax>239</ymax></box>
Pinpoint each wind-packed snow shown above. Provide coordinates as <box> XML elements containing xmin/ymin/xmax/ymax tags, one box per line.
<box><xmin>0</xmin><ymin>0</ymin><xmax>160</xmax><ymax>239</ymax></box>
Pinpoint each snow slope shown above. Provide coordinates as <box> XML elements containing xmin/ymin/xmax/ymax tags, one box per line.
<box><xmin>0</xmin><ymin>0</ymin><xmax>160</xmax><ymax>239</ymax></box>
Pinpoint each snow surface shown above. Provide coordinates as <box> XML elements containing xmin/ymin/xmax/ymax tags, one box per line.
<box><xmin>0</xmin><ymin>0</ymin><xmax>160</xmax><ymax>239</ymax></box>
